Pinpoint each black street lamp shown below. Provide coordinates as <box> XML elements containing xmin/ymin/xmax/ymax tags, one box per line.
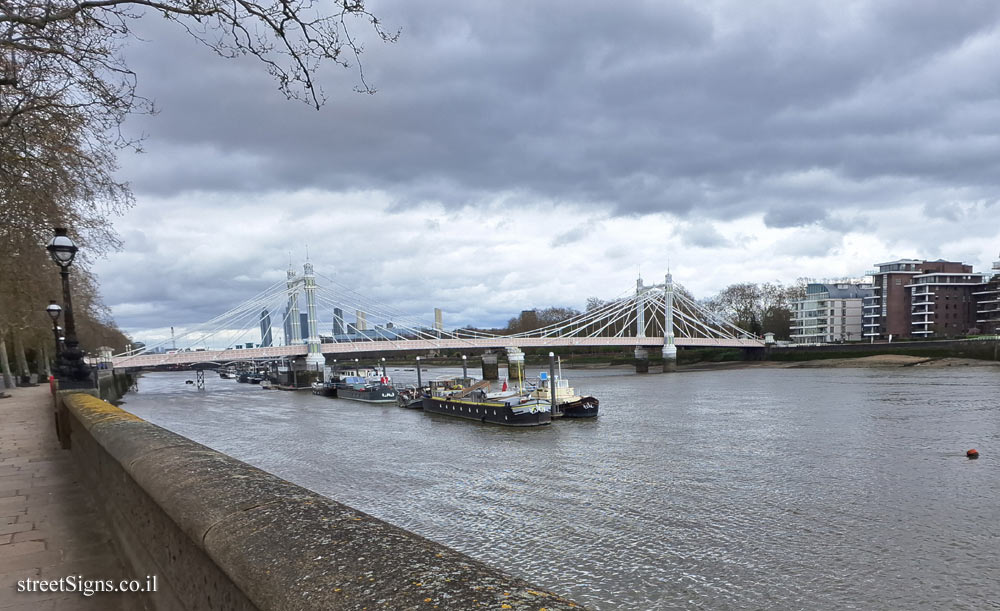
<box><xmin>46</xmin><ymin>228</ymin><xmax>93</xmax><ymax>389</ymax></box>
<box><xmin>45</xmin><ymin>300</ymin><xmax>62</xmax><ymax>360</ymax></box>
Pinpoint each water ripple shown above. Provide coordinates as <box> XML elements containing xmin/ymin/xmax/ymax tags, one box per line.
<box><xmin>121</xmin><ymin>366</ymin><xmax>1000</xmax><ymax>610</ymax></box>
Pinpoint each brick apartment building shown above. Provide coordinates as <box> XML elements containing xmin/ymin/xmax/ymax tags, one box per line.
<box><xmin>863</xmin><ymin>259</ymin><xmax>990</xmax><ymax>340</ymax></box>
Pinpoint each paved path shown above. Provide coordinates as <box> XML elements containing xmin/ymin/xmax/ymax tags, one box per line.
<box><xmin>0</xmin><ymin>385</ymin><xmax>130</xmax><ymax>610</ymax></box>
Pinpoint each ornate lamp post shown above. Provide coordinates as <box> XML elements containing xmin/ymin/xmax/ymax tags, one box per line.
<box><xmin>46</xmin><ymin>228</ymin><xmax>93</xmax><ymax>388</ymax></box>
<box><xmin>45</xmin><ymin>301</ymin><xmax>62</xmax><ymax>360</ymax></box>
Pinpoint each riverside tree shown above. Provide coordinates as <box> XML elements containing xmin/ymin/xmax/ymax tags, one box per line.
<box><xmin>1</xmin><ymin>0</ymin><xmax>395</xmax><ymax>382</ymax></box>
<box><xmin>1</xmin><ymin>0</ymin><xmax>397</xmax><ymax>126</ymax></box>
<box><xmin>706</xmin><ymin>281</ymin><xmax>803</xmax><ymax>339</ymax></box>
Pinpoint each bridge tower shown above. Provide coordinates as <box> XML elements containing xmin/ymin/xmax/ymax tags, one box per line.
<box><xmin>302</xmin><ymin>262</ymin><xmax>324</xmax><ymax>369</ymax></box>
<box><xmin>663</xmin><ymin>271</ymin><xmax>677</xmax><ymax>372</ymax></box>
<box><xmin>634</xmin><ymin>276</ymin><xmax>649</xmax><ymax>373</ymax></box>
<box><xmin>286</xmin><ymin>268</ymin><xmax>302</xmax><ymax>345</ymax></box>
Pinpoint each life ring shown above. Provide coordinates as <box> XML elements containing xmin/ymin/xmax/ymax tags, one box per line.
<box><xmin>530</xmin><ymin>406</ymin><xmax>538</xmax><ymax>414</ymax></box>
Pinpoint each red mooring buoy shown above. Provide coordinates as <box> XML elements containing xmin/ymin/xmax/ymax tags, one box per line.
<box><xmin>967</xmin><ymin>449</ymin><xmax>979</xmax><ymax>459</ymax></box>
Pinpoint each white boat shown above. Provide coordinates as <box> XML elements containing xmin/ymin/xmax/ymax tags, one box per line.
<box><xmin>530</xmin><ymin>372</ymin><xmax>599</xmax><ymax>418</ymax></box>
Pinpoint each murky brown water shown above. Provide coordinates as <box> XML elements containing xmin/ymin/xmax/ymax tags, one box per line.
<box><xmin>121</xmin><ymin>366</ymin><xmax>1000</xmax><ymax>610</ymax></box>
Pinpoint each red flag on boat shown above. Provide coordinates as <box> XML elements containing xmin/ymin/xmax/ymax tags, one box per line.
<box><xmin>501</xmin><ymin>380</ymin><xmax>507</xmax><ymax>392</ymax></box>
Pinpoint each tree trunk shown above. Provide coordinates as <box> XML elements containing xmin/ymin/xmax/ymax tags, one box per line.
<box><xmin>0</xmin><ymin>334</ymin><xmax>14</xmax><ymax>389</ymax></box>
<box><xmin>12</xmin><ymin>329</ymin><xmax>30</xmax><ymax>382</ymax></box>
<box><xmin>39</xmin><ymin>343</ymin><xmax>51</xmax><ymax>378</ymax></box>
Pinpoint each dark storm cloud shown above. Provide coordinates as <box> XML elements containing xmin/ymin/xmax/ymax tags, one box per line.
<box><xmin>763</xmin><ymin>204</ymin><xmax>828</xmax><ymax>228</ymax></box>
<box><xmin>117</xmin><ymin>1</ymin><xmax>1000</xmax><ymax>222</ymax></box>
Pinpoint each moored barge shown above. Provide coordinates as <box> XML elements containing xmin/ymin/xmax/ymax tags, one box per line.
<box><xmin>422</xmin><ymin>380</ymin><xmax>551</xmax><ymax>426</ymax></box>
<box><xmin>531</xmin><ymin>374</ymin><xmax>599</xmax><ymax>418</ymax></box>
<box><xmin>337</xmin><ymin>379</ymin><xmax>397</xmax><ymax>403</ymax></box>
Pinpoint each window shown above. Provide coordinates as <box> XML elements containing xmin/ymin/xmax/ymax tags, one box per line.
<box><xmin>896</xmin><ymin>279</ymin><xmax>902</xmax><ymax>285</ymax></box>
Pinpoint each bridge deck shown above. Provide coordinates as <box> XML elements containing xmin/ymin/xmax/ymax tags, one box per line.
<box><xmin>112</xmin><ymin>337</ymin><xmax>764</xmax><ymax>368</ymax></box>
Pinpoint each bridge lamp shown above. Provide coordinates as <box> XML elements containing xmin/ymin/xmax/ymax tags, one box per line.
<box><xmin>461</xmin><ymin>354</ymin><xmax>467</xmax><ymax>380</ymax></box>
<box><xmin>45</xmin><ymin>227</ymin><xmax>92</xmax><ymax>389</ymax></box>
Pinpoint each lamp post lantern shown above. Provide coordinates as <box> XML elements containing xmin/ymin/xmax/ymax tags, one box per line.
<box><xmin>45</xmin><ymin>300</ymin><xmax>62</xmax><ymax>360</ymax></box>
<box><xmin>46</xmin><ymin>228</ymin><xmax>93</xmax><ymax>388</ymax></box>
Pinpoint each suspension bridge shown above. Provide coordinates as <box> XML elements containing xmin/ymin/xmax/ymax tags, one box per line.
<box><xmin>110</xmin><ymin>263</ymin><xmax>764</xmax><ymax>370</ymax></box>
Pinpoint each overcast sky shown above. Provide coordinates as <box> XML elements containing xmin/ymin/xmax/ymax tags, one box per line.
<box><xmin>94</xmin><ymin>0</ymin><xmax>1000</xmax><ymax>345</ymax></box>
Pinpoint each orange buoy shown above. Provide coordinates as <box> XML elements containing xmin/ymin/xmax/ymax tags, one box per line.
<box><xmin>967</xmin><ymin>449</ymin><xmax>979</xmax><ymax>459</ymax></box>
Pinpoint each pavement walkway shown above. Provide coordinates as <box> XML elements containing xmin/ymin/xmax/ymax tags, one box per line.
<box><xmin>0</xmin><ymin>385</ymin><xmax>130</xmax><ymax>610</ymax></box>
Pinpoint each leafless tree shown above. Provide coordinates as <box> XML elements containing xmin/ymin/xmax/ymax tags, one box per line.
<box><xmin>1</xmin><ymin>0</ymin><xmax>395</xmax><ymax>381</ymax></box>
<box><xmin>1</xmin><ymin>0</ymin><xmax>397</xmax><ymax>130</ymax></box>
<box><xmin>707</xmin><ymin>281</ymin><xmax>799</xmax><ymax>338</ymax></box>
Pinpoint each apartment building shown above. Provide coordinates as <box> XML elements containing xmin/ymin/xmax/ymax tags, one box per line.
<box><xmin>864</xmin><ymin>259</ymin><xmax>989</xmax><ymax>340</ymax></box>
<box><xmin>973</xmin><ymin>255</ymin><xmax>1000</xmax><ymax>335</ymax></box>
<box><xmin>791</xmin><ymin>282</ymin><xmax>872</xmax><ymax>344</ymax></box>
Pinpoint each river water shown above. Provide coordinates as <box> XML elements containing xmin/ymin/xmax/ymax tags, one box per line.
<box><xmin>120</xmin><ymin>366</ymin><xmax>1000</xmax><ymax>610</ymax></box>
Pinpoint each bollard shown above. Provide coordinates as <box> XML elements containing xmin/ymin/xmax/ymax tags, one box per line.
<box><xmin>549</xmin><ymin>352</ymin><xmax>558</xmax><ymax>416</ymax></box>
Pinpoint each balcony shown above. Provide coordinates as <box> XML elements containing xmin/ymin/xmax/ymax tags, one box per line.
<box><xmin>863</xmin><ymin>313</ymin><xmax>880</xmax><ymax>319</ymax></box>
<box><xmin>913</xmin><ymin>330</ymin><xmax>934</xmax><ymax>335</ymax></box>
<box><xmin>863</xmin><ymin>322</ymin><xmax>880</xmax><ymax>328</ymax></box>
<box><xmin>865</xmin><ymin>269</ymin><xmax>879</xmax><ymax>276</ymax></box>
<box><xmin>911</xmin><ymin>300</ymin><xmax>934</xmax><ymax>307</ymax></box>
<box><xmin>862</xmin><ymin>332</ymin><xmax>880</xmax><ymax>337</ymax></box>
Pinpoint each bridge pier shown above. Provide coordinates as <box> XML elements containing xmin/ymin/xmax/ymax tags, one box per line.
<box><xmin>481</xmin><ymin>352</ymin><xmax>499</xmax><ymax>380</ymax></box>
<box><xmin>662</xmin><ymin>345</ymin><xmax>677</xmax><ymax>372</ymax></box>
<box><xmin>663</xmin><ymin>271</ymin><xmax>677</xmax><ymax>373</ymax></box>
<box><xmin>505</xmin><ymin>347</ymin><xmax>525</xmax><ymax>386</ymax></box>
<box><xmin>303</xmin><ymin>263</ymin><xmax>326</xmax><ymax>369</ymax></box>
<box><xmin>634</xmin><ymin>347</ymin><xmax>649</xmax><ymax>373</ymax></box>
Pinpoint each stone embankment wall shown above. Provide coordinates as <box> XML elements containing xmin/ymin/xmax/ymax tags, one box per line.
<box><xmin>56</xmin><ymin>392</ymin><xmax>582</xmax><ymax>611</ymax></box>
<box><xmin>96</xmin><ymin>369</ymin><xmax>134</xmax><ymax>402</ymax></box>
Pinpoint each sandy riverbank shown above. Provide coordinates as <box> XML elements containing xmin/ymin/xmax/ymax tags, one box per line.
<box><xmin>682</xmin><ymin>354</ymin><xmax>1000</xmax><ymax>371</ymax></box>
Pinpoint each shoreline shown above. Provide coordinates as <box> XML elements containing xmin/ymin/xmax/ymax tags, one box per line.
<box><xmin>384</xmin><ymin>354</ymin><xmax>1000</xmax><ymax>372</ymax></box>
<box><xmin>680</xmin><ymin>354</ymin><xmax>1000</xmax><ymax>371</ymax></box>
<box><xmin>385</xmin><ymin>355</ymin><xmax>1000</xmax><ymax>372</ymax></box>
